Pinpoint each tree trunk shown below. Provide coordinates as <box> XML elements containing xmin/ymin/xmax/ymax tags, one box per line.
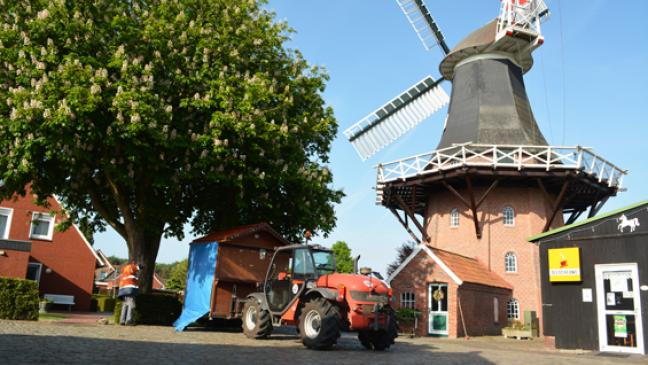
<box><xmin>129</xmin><ymin>231</ymin><xmax>162</xmax><ymax>294</ymax></box>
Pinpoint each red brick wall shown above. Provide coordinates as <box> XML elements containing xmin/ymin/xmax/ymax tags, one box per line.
<box><xmin>390</xmin><ymin>249</ymin><xmax>460</xmax><ymax>337</ymax></box>
<box><xmin>0</xmin><ymin>193</ymin><xmax>97</xmax><ymax>311</ymax></box>
<box><xmin>457</xmin><ymin>283</ymin><xmax>511</xmax><ymax>337</ymax></box>
<box><xmin>0</xmin><ymin>249</ymin><xmax>30</xmax><ymax>278</ymax></box>
<box><xmin>424</xmin><ymin>185</ymin><xmax>562</xmax><ymax>329</ymax></box>
<box><xmin>390</xmin><ymin>249</ymin><xmax>512</xmax><ymax>338</ymax></box>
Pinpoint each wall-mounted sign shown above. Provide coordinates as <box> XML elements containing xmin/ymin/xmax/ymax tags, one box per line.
<box><xmin>582</xmin><ymin>288</ymin><xmax>592</xmax><ymax>302</ymax></box>
<box><xmin>548</xmin><ymin>247</ymin><xmax>581</xmax><ymax>282</ymax></box>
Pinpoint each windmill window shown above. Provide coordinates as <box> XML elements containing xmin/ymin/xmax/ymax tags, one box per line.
<box><xmin>507</xmin><ymin>298</ymin><xmax>520</xmax><ymax>320</ymax></box>
<box><xmin>30</xmin><ymin>212</ymin><xmax>55</xmax><ymax>241</ymax></box>
<box><xmin>450</xmin><ymin>208</ymin><xmax>460</xmax><ymax>228</ymax></box>
<box><xmin>400</xmin><ymin>292</ymin><xmax>416</xmax><ymax>309</ymax></box>
<box><xmin>0</xmin><ymin>207</ymin><xmax>13</xmax><ymax>239</ymax></box>
<box><xmin>505</xmin><ymin>252</ymin><xmax>517</xmax><ymax>273</ymax></box>
<box><xmin>503</xmin><ymin>206</ymin><xmax>515</xmax><ymax>226</ymax></box>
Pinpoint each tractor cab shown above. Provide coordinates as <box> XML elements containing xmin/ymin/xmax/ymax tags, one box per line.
<box><xmin>264</xmin><ymin>244</ymin><xmax>334</xmax><ymax>314</ymax></box>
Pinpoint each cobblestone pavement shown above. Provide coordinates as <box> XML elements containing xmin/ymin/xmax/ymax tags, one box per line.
<box><xmin>0</xmin><ymin>320</ymin><xmax>645</xmax><ymax>365</ymax></box>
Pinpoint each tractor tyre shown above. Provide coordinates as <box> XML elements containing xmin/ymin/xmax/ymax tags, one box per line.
<box><xmin>358</xmin><ymin>330</ymin><xmax>372</xmax><ymax>350</ymax></box>
<box><xmin>241</xmin><ymin>297</ymin><xmax>273</xmax><ymax>339</ymax></box>
<box><xmin>299</xmin><ymin>297</ymin><xmax>341</xmax><ymax>350</ymax></box>
<box><xmin>361</xmin><ymin>310</ymin><xmax>398</xmax><ymax>351</ymax></box>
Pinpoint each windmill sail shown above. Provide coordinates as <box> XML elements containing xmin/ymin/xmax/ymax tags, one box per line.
<box><xmin>344</xmin><ymin>76</ymin><xmax>449</xmax><ymax>161</ymax></box>
<box><xmin>396</xmin><ymin>0</ymin><xmax>450</xmax><ymax>54</ymax></box>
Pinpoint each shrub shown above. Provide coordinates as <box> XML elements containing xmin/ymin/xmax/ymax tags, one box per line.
<box><xmin>395</xmin><ymin>308</ymin><xmax>420</xmax><ymax>322</ymax></box>
<box><xmin>0</xmin><ymin>278</ymin><xmax>39</xmax><ymax>320</ymax></box>
<box><xmin>114</xmin><ymin>291</ymin><xmax>181</xmax><ymax>326</ymax></box>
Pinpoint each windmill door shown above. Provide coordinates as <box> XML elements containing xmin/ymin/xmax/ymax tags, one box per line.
<box><xmin>595</xmin><ymin>264</ymin><xmax>645</xmax><ymax>354</ymax></box>
<box><xmin>428</xmin><ymin>283</ymin><xmax>449</xmax><ymax>336</ymax></box>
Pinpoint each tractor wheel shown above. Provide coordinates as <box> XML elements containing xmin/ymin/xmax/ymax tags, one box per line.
<box><xmin>241</xmin><ymin>297</ymin><xmax>273</xmax><ymax>339</ymax></box>
<box><xmin>298</xmin><ymin>297</ymin><xmax>341</xmax><ymax>350</ymax></box>
<box><xmin>359</xmin><ymin>310</ymin><xmax>398</xmax><ymax>351</ymax></box>
<box><xmin>358</xmin><ymin>330</ymin><xmax>372</xmax><ymax>350</ymax></box>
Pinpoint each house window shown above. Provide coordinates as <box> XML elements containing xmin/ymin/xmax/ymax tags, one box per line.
<box><xmin>503</xmin><ymin>206</ymin><xmax>515</xmax><ymax>226</ymax></box>
<box><xmin>507</xmin><ymin>298</ymin><xmax>520</xmax><ymax>320</ymax></box>
<box><xmin>505</xmin><ymin>252</ymin><xmax>517</xmax><ymax>273</ymax></box>
<box><xmin>0</xmin><ymin>207</ymin><xmax>13</xmax><ymax>239</ymax></box>
<box><xmin>450</xmin><ymin>208</ymin><xmax>460</xmax><ymax>227</ymax></box>
<box><xmin>400</xmin><ymin>292</ymin><xmax>416</xmax><ymax>309</ymax></box>
<box><xmin>30</xmin><ymin>212</ymin><xmax>55</xmax><ymax>240</ymax></box>
<box><xmin>26</xmin><ymin>263</ymin><xmax>43</xmax><ymax>286</ymax></box>
<box><xmin>494</xmin><ymin>297</ymin><xmax>499</xmax><ymax>323</ymax></box>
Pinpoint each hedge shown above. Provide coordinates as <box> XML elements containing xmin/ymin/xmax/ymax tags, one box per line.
<box><xmin>114</xmin><ymin>292</ymin><xmax>181</xmax><ymax>326</ymax></box>
<box><xmin>0</xmin><ymin>277</ymin><xmax>39</xmax><ymax>320</ymax></box>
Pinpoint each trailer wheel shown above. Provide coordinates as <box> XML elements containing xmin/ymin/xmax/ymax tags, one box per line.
<box><xmin>299</xmin><ymin>297</ymin><xmax>341</xmax><ymax>350</ymax></box>
<box><xmin>359</xmin><ymin>310</ymin><xmax>398</xmax><ymax>351</ymax></box>
<box><xmin>242</xmin><ymin>298</ymin><xmax>273</xmax><ymax>339</ymax></box>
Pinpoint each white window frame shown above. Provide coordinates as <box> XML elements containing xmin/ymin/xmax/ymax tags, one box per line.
<box><xmin>450</xmin><ymin>208</ymin><xmax>460</xmax><ymax>228</ymax></box>
<box><xmin>507</xmin><ymin>298</ymin><xmax>520</xmax><ymax>320</ymax></box>
<box><xmin>30</xmin><ymin>212</ymin><xmax>55</xmax><ymax>241</ymax></box>
<box><xmin>400</xmin><ymin>291</ymin><xmax>416</xmax><ymax>309</ymax></box>
<box><xmin>27</xmin><ymin>262</ymin><xmax>43</xmax><ymax>287</ymax></box>
<box><xmin>494</xmin><ymin>297</ymin><xmax>499</xmax><ymax>323</ymax></box>
<box><xmin>505</xmin><ymin>252</ymin><xmax>517</xmax><ymax>273</ymax></box>
<box><xmin>503</xmin><ymin>206</ymin><xmax>515</xmax><ymax>226</ymax></box>
<box><xmin>0</xmin><ymin>207</ymin><xmax>13</xmax><ymax>239</ymax></box>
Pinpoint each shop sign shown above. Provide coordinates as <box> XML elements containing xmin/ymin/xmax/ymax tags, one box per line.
<box><xmin>548</xmin><ymin>247</ymin><xmax>581</xmax><ymax>282</ymax></box>
<box><xmin>614</xmin><ymin>315</ymin><xmax>627</xmax><ymax>338</ymax></box>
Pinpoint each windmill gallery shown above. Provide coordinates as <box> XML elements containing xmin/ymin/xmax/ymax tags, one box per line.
<box><xmin>344</xmin><ymin>0</ymin><xmax>640</xmax><ymax>354</ymax></box>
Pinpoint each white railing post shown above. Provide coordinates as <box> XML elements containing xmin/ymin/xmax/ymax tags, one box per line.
<box><xmin>576</xmin><ymin>146</ymin><xmax>583</xmax><ymax>170</ymax></box>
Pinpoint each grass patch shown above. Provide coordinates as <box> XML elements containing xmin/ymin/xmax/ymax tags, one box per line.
<box><xmin>38</xmin><ymin>312</ymin><xmax>67</xmax><ymax>321</ymax></box>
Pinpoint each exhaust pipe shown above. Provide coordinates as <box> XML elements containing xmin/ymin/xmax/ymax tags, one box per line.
<box><xmin>353</xmin><ymin>255</ymin><xmax>361</xmax><ymax>274</ymax></box>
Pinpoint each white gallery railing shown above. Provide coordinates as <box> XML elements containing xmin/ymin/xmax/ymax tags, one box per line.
<box><xmin>376</xmin><ymin>144</ymin><xmax>627</xmax><ymax>189</ymax></box>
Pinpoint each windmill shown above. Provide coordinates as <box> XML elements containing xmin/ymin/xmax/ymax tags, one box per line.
<box><xmin>344</xmin><ymin>0</ymin><xmax>626</xmax><ymax>244</ymax></box>
<box><xmin>344</xmin><ymin>0</ymin><xmax>549</xmax><ymax>161</ymax></box>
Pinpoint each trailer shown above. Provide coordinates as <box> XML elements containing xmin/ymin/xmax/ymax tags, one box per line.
<box><xmin>174</xmin><ymin>223</ymin><xmax>290</xmax><ymax>331</ymax></box>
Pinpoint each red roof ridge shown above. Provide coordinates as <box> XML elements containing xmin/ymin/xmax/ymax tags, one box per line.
<box><xmin>427</xmin><ymin>246</ymin><xmax>513</xmax><ymax>290</ymax></box>
<box><xmin>192</xmin><ymin>222</ymin><xmax>290</xmax><ymax>246</ymax></box>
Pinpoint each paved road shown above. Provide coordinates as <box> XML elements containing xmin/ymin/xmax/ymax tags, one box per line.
<box><xmin>0</xmin><ymin>320</ymin><xmax>645</xmax><ymax>365</ymax></box>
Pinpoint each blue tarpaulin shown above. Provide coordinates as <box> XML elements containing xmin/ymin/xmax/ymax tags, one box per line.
<box><xmin>173</xmin><ymin>241</ymin><xmax>219</xmax><ymax>332</ymax></box>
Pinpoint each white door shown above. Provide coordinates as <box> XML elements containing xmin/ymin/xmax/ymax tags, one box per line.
<box><xmin>595</xmin><ymin>263</ymin><xmax>644</xmax><ymax>354</ymax></box>
<box><xmin>428</xmin><ymin>283</ymin><xmax>449</xmax><ymax>336</ymax></box>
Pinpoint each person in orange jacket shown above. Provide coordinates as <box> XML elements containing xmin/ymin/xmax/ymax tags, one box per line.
<box><xmin>118</xmin><ymin>261</ymin><xmax>141</xmax><ymax>325</ymax></box>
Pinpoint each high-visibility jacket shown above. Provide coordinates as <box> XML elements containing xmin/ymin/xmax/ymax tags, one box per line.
<box><xmin>119</xmin><ymin>263</ymin><xmax>140</xmax><ymax>289</ymax></box>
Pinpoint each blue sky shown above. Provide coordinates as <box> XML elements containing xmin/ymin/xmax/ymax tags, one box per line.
<box><xmin>94</xmin><ymin>0</ymin><xmax>648</xmax><ymax>274</ymax></box>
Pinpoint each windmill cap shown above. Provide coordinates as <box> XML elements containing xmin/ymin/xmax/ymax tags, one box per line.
<box><xmin>440</xmin><ymin>19</ymin><xmax>538</xmax><ymax>80</ymax></box>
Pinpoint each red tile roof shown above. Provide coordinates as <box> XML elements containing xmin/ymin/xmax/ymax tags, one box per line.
<box><xmin>192</xmin><ymin>222</ymin><xmax>290</xmax><ymax>246</ymax></box>
<box><xmin>431</xmin><ymin>247</ymin><xmax>512</xmax><ymax>290</ymax></box>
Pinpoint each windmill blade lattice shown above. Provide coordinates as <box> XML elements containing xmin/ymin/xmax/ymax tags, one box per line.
<box><xmin>396</xmin><ymin>0</ymin><xmax>450</xmax><ymax>54</ymax></box>
<box><xmin>344</xmin><ymin>76</ymin><xmax>449</xmax><ymax>161</ymax></box>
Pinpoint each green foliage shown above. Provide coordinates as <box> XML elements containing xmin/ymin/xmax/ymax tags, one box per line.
<box><xmin>165</xmin><ymin>259</ymin><xmax>188</xmax><ymax>291</ymax></box>
<box><xmin>114</xmin><ymin>292</ymin><xmax>182</xmax><ymax>326</ymax></box>
<box><xmin>106</xmin><ymin>256</ymin><xmax>126</xmax><ymax>266</ymax></box>
<box><xmin>506</xmin><ymin>320</ymin><xmax>530</xmax><ymax>330</ymax></box>
<box><xmin>395</xmin><ymin>308</ymin><xmax>419</xmax><ymax>322</ymax></box>
<box><xmin>331</xmin><ymin>241</ymin><xmax>353</xmax><ymax>273</ymax></box>
<box><xmin>92</xmin><ymin>294</ymin><xmax>116</xmax><ymax>312</ymax></box>
<box><xmin>0</xmin><ymin>278</ymin><xmax>39</xmax><ymax>320</ymax></box>
<box><xmin>0</xmin><ymin>0</ymin><xmax>343</xmax><ymax>290</ymax></box>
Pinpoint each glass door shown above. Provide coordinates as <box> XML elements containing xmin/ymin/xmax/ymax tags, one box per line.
<box><xmin>595</xmin><ymin>264</ymin><xmax>645</xmax><ymax>354</ymax></box>
<box><xmin>428</xmin><ymin>283</ymin><xmax>449</xmax><ymax>336</ymax></box>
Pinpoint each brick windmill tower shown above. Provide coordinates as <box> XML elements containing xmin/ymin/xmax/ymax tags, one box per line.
<box><xmin>345</xmin><ymin>0</ymin><xmax>626</xmax><ymax>337</ymax></box>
